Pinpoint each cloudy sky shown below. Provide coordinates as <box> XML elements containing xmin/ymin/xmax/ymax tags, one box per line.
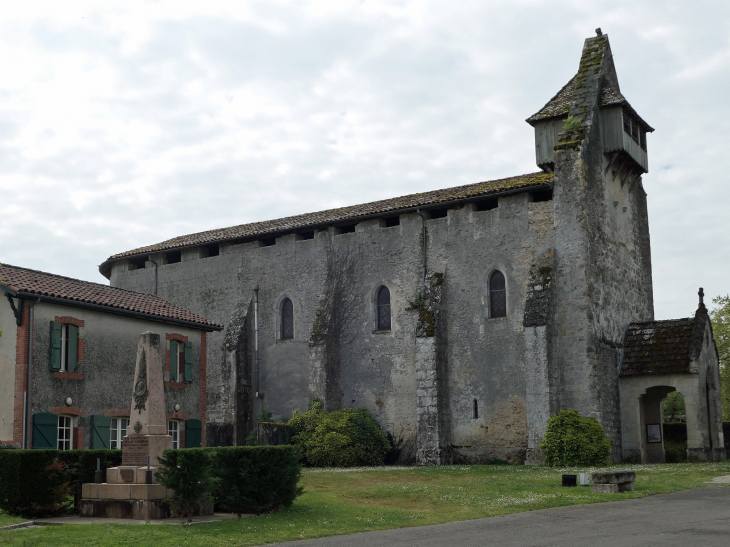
<box><xmin>1</xmin><ymin>0</ymin><xmax>728</xmax><ymax>320</ymax></box>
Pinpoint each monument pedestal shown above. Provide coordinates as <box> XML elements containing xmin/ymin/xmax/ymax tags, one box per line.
<box><xmin>80</xmin><ymin>332</ymin><xmax>213</xmax><ymax>520</ymax></box>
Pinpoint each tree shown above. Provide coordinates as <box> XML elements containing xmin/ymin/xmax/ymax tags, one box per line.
<box><xmin>663</xmin><ymin>391</ymin><xmax>686</xmax><ymax>423</ymax></box>
<box><xmin>710</xmin><ymin>295</ymin><xmax>730</xmax><ymax>420</ymax></box>
<box><xmin>155</xmin><ymin>449</ymin><xmax>218</xmax><ymax>523</ymax></box>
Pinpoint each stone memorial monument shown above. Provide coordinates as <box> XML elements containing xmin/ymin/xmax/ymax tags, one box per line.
<box><xmin>80</xmin><ymin>332</ymin><xmax>175</xmax><ymax>519</ymax></box>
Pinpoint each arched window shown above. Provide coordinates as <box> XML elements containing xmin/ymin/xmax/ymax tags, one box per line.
<box><xmin>489</xmin><ymin>271</ymin><xmax>506</xmax><ymax>318</ymax></box>
<box><xmin>281</xmin><ymin>298</ymin><xmax>294</xmax><ymax>339</ymax></box>
<box><xmin>377</xmin><ymin>286</ymin><xmax>391</xmax><ymax>331</ymax></box>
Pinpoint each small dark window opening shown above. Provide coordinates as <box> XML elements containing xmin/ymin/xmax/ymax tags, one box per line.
<box><xmin>531</xmin><ymin>189</ymin><xmax>553</xmax><ymax>202</ymax></box>
<box><xmin>129</xmin><ymin>257</ymin><xmax>146</xmax><ymax>270</ymax></box>
<box><xmin>260</xmin><ymin>238</ymin><xmax>276</xmax><ymax>247</ymax></box>
<box><xmin>474</xmin><ymin>198</ymin><xmax>498</xmax><ymax>211</ymax></box>
<box><xmin>473</xmin><ymin>399</ymin><xmax>479</xmax><ymax>420</ymax></box>
<box><xmin>384</xmin><ymin>216</ymin><xmax>400</xmax><ymax>227</ymax></box>
<box><xmin>377</xmin><ymin>286</ymin><xmax>391</xmax><ymax>331</ymax></box>
<box><xmin>489</xmin><ymin>270</ymin><xmax>507</xmax><ymax>318</ymax></box>
<box><xmin>281</xmin><ymin>298</ymin><xmax>294</xmax><ymax>340</ymax></box>
<box><xmin>299</xmin><ymin>231</ymin><xmax>315</xmax><ymax>240</ymax></box>
<box><xmin>337</xmin><ymin>224</ymin><xmax>356</xmax><ymax>234</ymax></box>
<box><xmin>206</xmin><ymin>244</ymin><xmax>219</xmax><ymax>257</ymax></box>
<box><xmin>640</xmin><ymin>131</ymin><xmax>647</xmax><ymax>151</ymax></box>
<box><xmin>166</xmin><ymin>251</ymin><xmax>181</xmax><ymax>264</ymax></box>
<box><xmin>623</xmin><ymin>111</ymin><xmax>631</xmax><ymax>134</ymax></box>
<box><xmin>428</xmin><ymin>207</ymin><xmax>448</xmax><ymax>219</ymax></box>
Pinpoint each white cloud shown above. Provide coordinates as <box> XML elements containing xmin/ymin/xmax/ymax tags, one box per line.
<box><xmin>1</xmin><ymin>0</ymin><xmax>729</xmax><ymax>319</ymax></box>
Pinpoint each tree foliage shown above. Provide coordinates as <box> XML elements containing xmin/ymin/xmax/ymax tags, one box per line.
<box><xmin>289</xmin><ymin>403</ymin><xmax>390</xmax><ymax>467</ymax></box>
<box><xmin>663</xmin><ymin>391</ymin><xmax>686</xmax><ymax>423</ymax></box>
<box><xmin>540</xmin><ymin>410</ymin><xmax>611</xmax><ymax>467</ymax></box>
<box><xmin>710</xmin><ymin>295</ymin><xmax>730</xmax><ymax>420</ymax></box>
<box><xmin>155</xmin><ymin>449</ymin><xmax>218</xmax><ymax>522</ymax></box>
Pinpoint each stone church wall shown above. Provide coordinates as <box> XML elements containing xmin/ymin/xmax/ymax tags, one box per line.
<box><xmin>110</xmin><ymin>191</ymin><xmax>556</xmax><ymax>463</ymax></box>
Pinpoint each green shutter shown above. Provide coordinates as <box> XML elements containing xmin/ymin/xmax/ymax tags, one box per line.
<box><xmin>67</xmin><ymin>324</ymin><xmax>78</xmax><ymax>372</ymax></box>
<box><xmin>49</xmin><ymin>321</ymin><xmax>61</xmax><ymax>371</ymax></box>
<box><xmin>169</xmin><ymin>340</ymin><xmax>177</xmax><ymax>382</ymax></box>
<box><xmin>33</xmin><ymin>412</ymin><xmax>58</xmax><ymax>449</ymax></box>
<box><xmin>185</xmin><ymin>419</ymin><xmax>202</xmax><ymax>448</ymax></box>
<box><xmin>90</xmin><ymin>415</ymin><xmax>110</xmax><ymax>449</ymax></box>
<box><xmin>184</xmin><ymin>342</ymin><xmax>193</xmax><ymax>383</ymax></box>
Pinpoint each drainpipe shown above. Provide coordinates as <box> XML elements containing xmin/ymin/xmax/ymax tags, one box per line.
<box><xmin>416</xmin><ymin>208</ymin><xmax>427</xmax><ymax>287</ymax></box>
<box><xmin>253</xmin><ymin>285</ymin><xmax>261</xmax><ymax>398</ymax></box>
<box><xmin>24</xmin><ymin>300</ymin><xmax>35</xmax><ymax>448</ymax></box>
<box><xmin>148</xmin><ymin>255</ymin><xmax>158</xmax><ymax>295</ymax></box>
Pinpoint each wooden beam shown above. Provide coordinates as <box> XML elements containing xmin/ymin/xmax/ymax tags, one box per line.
<box><xmin>604</xmin><ymin>151</ymin><xmax>620</xmax><ymax>175</ymax></box>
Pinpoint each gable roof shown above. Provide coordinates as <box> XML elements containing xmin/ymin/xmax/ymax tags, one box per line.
<box><xmin>0</xmin><ymin>263</ymin><xmax>222</xmax><ymax>331</ymax></box>
<box><xmin>619</xmin><ymin>311</ymin><xmax>709</xmax><ymax>376</ymax></box>
<box><xmin>100</xmin><ymin>171</ymin><xmax>554</xmax><ymax>275</ymax></box>
<box><xmin>526</xmin><ymin>75</ymin><xmax>654</xmax><ymax>132</ymax></box>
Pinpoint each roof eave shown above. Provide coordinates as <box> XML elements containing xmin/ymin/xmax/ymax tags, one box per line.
<box><xmin>15</xmin><ymin>291</ymin><xmax>223</xmax><ymax>332</ymax></box>
<box><xmin>99</xmin><ymin>179</ymin><xmax>553</xmax><ymax>278</ymax></box>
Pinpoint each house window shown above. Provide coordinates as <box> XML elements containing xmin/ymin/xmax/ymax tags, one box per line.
<box><xmin>168</xmin><ymin>420</ymin><xmax>181</xmax><ymax>449</ymax></box>
<box><xmin>377</xmin><ymin>286</ymin><xmax>391</xmax><ymax>331</ymax></box>
<box><xmin>169</xmin><ymin>339</ymin><xmax>192</xmax><ymax>382</ymax></box>
<box><xmin>110</xmin><ymin>418</ymin><xmax>129</xmax><ymax>449</ymax></box>
<box><xmin>58</xmin><ymin>415</ymin><xmax>73</xmax><ymax>450</ymax></box>
<box><xmin>49</xmin><ymin>321</ymin><xmax>78</xmax><ymax>373</ymax></box>
<box><xmin>489</xmin><ymin>271</ymin><xmax>507</xmax><ymax>318</ymax></box>
<box><xmin>281</xmin><ymin>298</ymin><xmax>294</xmax><ymax>339</ymax></box>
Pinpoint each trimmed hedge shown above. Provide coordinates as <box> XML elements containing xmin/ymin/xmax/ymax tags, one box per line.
<box><xmin>0</xmin><ymin>449</ymin><xmax>121</xmax><ymax>517</ymax></box>
<box><xmin>212</xmin><ymin>446</ymin><xmax>303</xmax><ymax>515</ymax></box>
<box><xmin>289</xmin><ymin>404</ymin><xmax>390</xmax><ymax>467</ymax></box>
<box><xmin>540</xmin><ymin>410</ymin><xmax>611</xmax><ymax>467</ymax></box>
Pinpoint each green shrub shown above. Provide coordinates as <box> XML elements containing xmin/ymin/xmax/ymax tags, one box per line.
<box><xmin>156</xmin><ymin>448</ymin><xmax>218</xmax><ymax>522</ymax></box>
<box><xmin>0</xmin><ymin>449</ymin><xmax>122</xmax><ymax>517</ymax></box>
<box><xmin>540</xmin><ymin>410</ymin><xmax>611</xmax><ymax>467</ymax></box>
<box><xmin>212</xmin><ymin>445</ymin><xmax>303</xmax><ymax>515</ymax></box>
<box><xmin>664</xmin><ymin>441</ymin><xmax>688</xmax><ymax>463</ymax></box>
<box><xmin>289</xmin><ymin>403</ymin><xmax>391</xmax><ymax>467</ymax></box>
<box><xmin>57</xmin><ymin>449</ymin><xmax>122</xmax><ymax>509</ymax></box>
<box><xmin>0</xmin><ymin>450</ymin><xmax>70</xmax><ymax>517</ymax></box>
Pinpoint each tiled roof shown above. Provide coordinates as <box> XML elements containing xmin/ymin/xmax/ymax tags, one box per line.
<box><xmin>620</xmin><ymin>313</ymin><xmax>707</xmax><ymax>376</ymax></box>
<box><xmin>526</xmin><ymin>75</ymin><xmax>576</xmax><ymax>124</ymax></box>
<box><xmin>104</xmin><ymin>171</ymin><xmax>553</xmax><ymax>263</ymax></box>
<box><xmin>0</xmin><ymin>264</ymin><xmax>222</xmax><ymax>330</ymax></box>
<box><xmin>526</xmin><ymin>76</ymin><xmax>653</xmax><ymax>131</ymax></box>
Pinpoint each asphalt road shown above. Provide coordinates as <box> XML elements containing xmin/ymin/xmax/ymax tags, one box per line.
<box><xmin>271</xmin><ymin>486</ymin><xmax>730</xmax><ymax>547</ymax></box>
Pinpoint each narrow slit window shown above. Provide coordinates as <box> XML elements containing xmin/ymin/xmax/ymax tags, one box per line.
<box><xmin>299</xmin><ymin>231</ymin><xmax>315</xmax><ymax>240</ymax></box>
<box><xmin>473</xmin><ymin>399</ymin><xmax>479</xmax><ymax>420</ymax></box>
<box><xmin>281</xmin><ymin>298</ymin><xmax>294</xmax><ymax>339</ymax></box>
<box><xmin>489</xmin><ymin>271</ymin><xmax>507</xmax><ymax>318</ymax></box>
<box><xmin>428</xmin><ymin>208</ymin><xmax>448</xmax><ymax>219</ymax></box>
<box><xmin>474</xmin><ymin>198</ymin><xmax>498</xmax><ymax>211</ymax></box>
<box><xmin>338</xmin><ymin>224</ymin><xmax>356</xmax><ymax>234</ymax></box>
<box><xmin>377</xmin><ymin>286</ymin><xmax>391</xmax><ymax>331</ymax></box>
<box><xmin>384</xmin><ymin>216</ymin><xmax>400</xmax><ymax>227</ymax></box>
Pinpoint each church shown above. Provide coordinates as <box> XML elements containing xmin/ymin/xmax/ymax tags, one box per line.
<box><xmin>98</xmin><ymin>31</ymin><xmax>724</xmax><ymax>465</ymax></box>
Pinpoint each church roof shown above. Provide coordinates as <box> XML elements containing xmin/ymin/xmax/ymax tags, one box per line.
<box><xmin>525</xmin><ymin>75</ymin><xmax>654</xmax><ymax>132</ymax></box>
<box><xmin>101</xmin><ymin>171</ymin><xmax>553</xmax><ymax>272</ymax></box>
<box><xmin>0</xmin><ymin>263</ymin><xmax>222</xmax><ymax>331</ymax></box>
<box><xmin>619</xmin><ymin>311</ymin><xmax>709</xmax><ymax>376</ymax></box>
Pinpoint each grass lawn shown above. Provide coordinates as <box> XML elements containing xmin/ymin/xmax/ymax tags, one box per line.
<box><xmin>0</xmin><ymin>511</ymin><xmax>27</xmax><ymax>527</ymax></box>
<box><xmin>3</xmin><ymin>462</ymin><xmax>730</xmax><ymax>546</ymax></box>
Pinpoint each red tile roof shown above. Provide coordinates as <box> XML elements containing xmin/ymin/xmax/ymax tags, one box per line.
<box><xmin>620</xmin><ymin>311</ymin><xmax>708</xmax><ymax>376</ymax></box>
<box><xmin>0</xmin><ymin>264</ymin><xmax>221</xmax><ymax>330</ymax></box>
<box><xmin>103</xmin><ymin>171</ymin><xmax>554</xmax><ymax>266</ymax></box>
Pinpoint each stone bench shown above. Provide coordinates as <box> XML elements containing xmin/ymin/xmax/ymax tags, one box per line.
<box><xmin>590</xmin><ymin>470</ymin><xmax>636</xmax><ymax>493</ymax></box>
